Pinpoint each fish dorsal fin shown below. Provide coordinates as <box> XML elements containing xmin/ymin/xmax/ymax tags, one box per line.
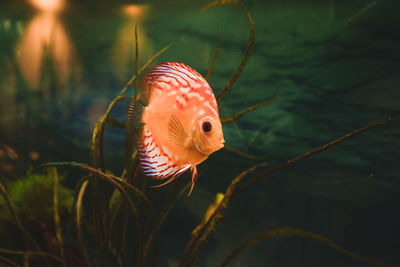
<box><xmin>168</xmin><ymin>113</ymin><xmax>187</xmax><ymax>146</ymax></box>
<box><xmin>126</xmin><ymin>97</ymin><xmax>145</xmax><ymax>158</ymax></box>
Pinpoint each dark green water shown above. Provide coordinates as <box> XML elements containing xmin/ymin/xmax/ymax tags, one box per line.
<box><xmin>0</xmin><ymin>0</ymin><xmax>399</xmax><ymax>266</ymax></box>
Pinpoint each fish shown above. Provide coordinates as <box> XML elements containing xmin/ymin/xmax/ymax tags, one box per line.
<box><xmin>127</xmin><ymin>62</ymin><xmax>225</xmax><ymax>195</ymax></box>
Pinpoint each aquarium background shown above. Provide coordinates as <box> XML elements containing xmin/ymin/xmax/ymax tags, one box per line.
<box><xmin>0</xmin><ymin>0</ymin><xmax>399</xmax><ymax>266</ymax></box>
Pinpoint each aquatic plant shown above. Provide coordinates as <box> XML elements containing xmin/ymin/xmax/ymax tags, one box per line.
<box><xmin>0</xmin><ymin>0</ymin><xmax>399</xmax><ymax>266</ymax></box>
<box><xmin>0</xmin><ymin>168</ymin><xmax>73</xmax><ymax>266</ymax></box>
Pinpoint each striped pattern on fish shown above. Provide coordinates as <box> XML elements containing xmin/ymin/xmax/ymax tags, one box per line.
<box><xmin>138</xmin><ymin>126</ymin><xmax>191</xmax><ymax>179</ymax></box>
<box><xmin>142</xmin><ymin>62</ymin><xmax>218</xmax><ymax>111</ymax></box>
<box><xmin>128</xmin><ymin>62</ymin><xmax>225</xmax><ymax>195</ymax></box>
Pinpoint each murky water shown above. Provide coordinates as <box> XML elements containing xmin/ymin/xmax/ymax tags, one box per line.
<box><xmin>0</xmin><ymin>0</ymin><xmax>399</xmax><ymax>266</ymax></box>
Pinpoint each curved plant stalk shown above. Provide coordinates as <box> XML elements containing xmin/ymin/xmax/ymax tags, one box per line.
<box><xmin>0</xmin><ymin>248</ymin><xmax>64</xmax><ymax>265</ymax></box>
<box><xmin>120</xmin><ymin>210</ymin><xmax>129</xmax><ymax>267</ymax></box>
<box><xmin>142</xmin><ymin>181</ymin><xmax>191</xmax><ymax>265</ymax></box>
<box><xmin>32</xmin><ymin>161</ymin><xmax>155</xmax><ymax>221</ymax></box>
<box><xmin>205</xmin><ymin>36</ymin><xmax>220</xmax><ymax>81</ymax></box>
<box><xmin>0</xmin><ymin>255</ymin><xmax>20</xmax><ymax>267</ymax></box>
<box><xmin>105</xmin><ymin>117</ymin><xmax>125</xmax><ymax>129</ymax></box>
<box><xmin>91</xmin><ymin>43</ymin><xmax>171</xmax><ymax>168</ymax></box>
<box><xmin>51</xmin><ymin>168</ymin><xmax>66</xmax><ymax>267</ymax></box>
<box><xmin>93</xmin><ymin>168</ymin><xmax>144</xmax><ymax>265</ymax></box>
<box><xmin>32</xmin><ymin>161</ymin><xmax>154</xmax><ymax>265</ymax></box>
<box><xmin>88</xmin><ymin>43</ymin><xmax>170</xmax><ymax>265</ymax></box>
<box><xmin>89</xmin><ymin>44</ymin><xmax>170</xmax><ymax>261</ymax></box>
<box><xmin>91</xmin><ymin>176</ymin><xmax>106</xmax><ymax>267</ymax></box>
<box><xmin>191</xmin><ymin>193</ymin><xmax>224</xmax><ymax>236</ymax></box>
<box><xmin>219</xmin><ymin>228</ymin><xmax>400</xmax><ymax>267</ymax></box>
<box><xmin>202</xmin><ymin>0</ymin><xmax>254</xmax><ymax>103</ymax></box>
<box><xmin>247</xmin><ymin>125</ymin><xmax>267</xmax><ymax>147</ymax></box>
<box><xmin>221</xmin><ymin>96</ymin><xmax>279</xmax><ymax>123</ymax></box>
<box><xmin>106</xmin><ymin>207</ymin><xmax>125</xmax><ymax>267</ymax></box>
<box><xmin>122</xmin><ymin>43</ymin><xmax>172</xmax><ymax>98</ymax></box>
<box><xmin>23</xmin><ymin>251</ymin><xmax>30</xmax><ymax>267</ymax></box>
<box><xmin>223</xmin><ymin>144</ymin><xmax>259</xmax><ymax>159</ymax></box>
<box><xmin>344</xmin><ymin>1</ymin><xmax>377</xmax><ymax>24</ymax></box>
<box><xmin>151</xmin><ymin>235</ymin><xmax>160</xmax><ymax>267</ymax></box>
<box><xmin>236</xmin><ymin>115</ymin><xmax>400</xmax><ymax>196</ymax></box>
<box><xmin>179</xmin><ymin>163</ymin><xmax>266</xmax><ymax>267</ymax></box>
<box><xmin>73</xmin><ymin>177</ymin><xmax>92</xmax><ymax>267</ymax></box>
<box><xmin>134</xmin><ymin>24</ymin><xmax>139</xmax><ymax>98</ymax></box>
<box><xmin>91</xmin><ymin>95</ymin><xmax>126</xmax><ymax>167</ymax></box>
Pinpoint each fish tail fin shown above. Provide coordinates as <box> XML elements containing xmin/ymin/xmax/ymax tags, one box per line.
<box><xmin>126</xmin><ymin>97</ymin><xmax>145</xmax><ymax>160</ymax></box>
<box><xmin>188</xmin><ymin>165</ymin><xmax>198</xmax><ymax>196</ymax></box>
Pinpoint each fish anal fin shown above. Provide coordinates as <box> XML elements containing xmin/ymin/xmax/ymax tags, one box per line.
<box><xmin>168</xmin><ymin>113</ymin><xmax>187</xmax><ymax>146</ymax></box>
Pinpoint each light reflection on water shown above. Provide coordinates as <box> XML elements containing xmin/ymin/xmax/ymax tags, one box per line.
<box><xmin>16</xmin><ymin>10</ymin><xmax>76</xmax><ymax>89</ymax></box>
<box><xmin>111</xmin><ymin>4</ymin><xmax>154</xmax><ymax>81</ymax></box>
<box><xmin>0</xmin><ymin>0</ymin><xmax>154</xmax><ymax>160</ymax></box>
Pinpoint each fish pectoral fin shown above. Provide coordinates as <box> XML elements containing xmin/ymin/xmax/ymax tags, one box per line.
<box><xmin>188</xmin><ymin>165</ymin><xmax>198</xmax><ymax>196</ymax></box>
<box><xmin>168</xmin><ymin>113</ymin><xmax>188</xmax><ymax>146</ymax></box>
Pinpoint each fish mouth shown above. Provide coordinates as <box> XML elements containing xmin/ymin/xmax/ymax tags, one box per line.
<box><xmin>219</xmin><ymin>136</ymin><xmax>225</xmax><ymax>148</ymax></box>
<box><xmin>219</xmin><ymin>140</ymin><xmax>225</xmax><ymax>149</ymax></box>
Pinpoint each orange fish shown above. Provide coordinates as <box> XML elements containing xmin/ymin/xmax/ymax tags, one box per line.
<box><xmin>127</xmin><ymin>62</ymin><xmax>225</xmax><ymax>195</ymax></box>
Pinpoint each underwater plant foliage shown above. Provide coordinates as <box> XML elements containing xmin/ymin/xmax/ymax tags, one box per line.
<box><xmin>0</xmin><ymin>0</ymin><xmax>399</xmax><ymax>266</ymax></box>
<box><xmin>0</xmin><ymin>169</ymin><xmax>75</xmax><ymax>265</ymax></box>
<box><xmin>0</xmin><ymin>171</ymin><xmax>73</xmax><ymax>225</ymax></box>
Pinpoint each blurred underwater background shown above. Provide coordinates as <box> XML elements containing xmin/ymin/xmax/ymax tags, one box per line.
<box><xmin>0</xmin><ymin>0</ymin><xmax>399</xmax><ymax>266</ymax></box>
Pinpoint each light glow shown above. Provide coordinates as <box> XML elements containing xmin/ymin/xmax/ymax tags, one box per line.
<box><xmin>29</xmin><ymin>0</ymin><xmax>65</xmax><ymax>13</ymax></box>
<box><xmin>122</xmin><ymin>4</ymin><xmax>147</xmax><ymax>18</ymax></box>
<box><xmin>112</xmin><ymin>4</ymin><xmax>153</xmax><ymax>81</ymax></box>
<box><xmin>17</xmin><ymin>0</ymin><xmax>75</xmax><ymax>89</ymax></box>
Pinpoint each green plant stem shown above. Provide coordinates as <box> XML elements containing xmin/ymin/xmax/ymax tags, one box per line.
<box><xmin>51</xmin><ymin>168</ymin><xmax>66</xmax><ymax>267</ymax></box>
<box><xmin>201</xmin><ymin>0</ymin><xmax>254</xmax><ymax>103</ymax></box>
<box><xmin>105</xmin><ymin>117</ymin><xmax>125</xmax><ymax>129</ymax></box>
<box><xmin>134</xmin><ymin>24</ymin><xmax>139</xmax><ymax>98</ymax></box>
<box><xmin>73</xmin><ymin>177</ymin><xmax>92</xmax><ymax>267</ymax></box>
<box><xmin>33</xmin><ymin>161</ymin><xmax>152</xmax><ymax>265</ymax></box>
<box><xmin>221</xmin><ymin>96</ymin><xmax>278</xmax><ymax>123</ymax></box>
<box><xmin>179</xmin><ymin>163</ymin><xmax>266</xmax><ymax>267</ymax></box>
<box><xmin>91</xmin><ymin>95</ymin><xmax>126</xmax><ymax>167</ymax></box>
<box><xmin>219</xmin><ymin>228</ymin><xmax>400</xmax><ymax>267</ymax></box>
<box><xmin>223</xmin><ymin>144</ymin><xmax>259</xmax><ymax>159</ymax></box>
<box><xmin>33</xmin><ymin>161</ymin><xmax>155</xmax><ymax>222</ymax></box>
<box><xmin>142</xmin><ymin>181</ymin><xmax>190</xmax><ymax>265</ymax></box>
<box><xmin>235</xmin><ymin>115</ymin><xmax>400</xmax><ymax>196</ymax></box>
<box><xmin>205</xmin><ymin>36</ymin><xmax>220</xmax><ymax>81</ymax></box>
<box><xmin>90</xmin><ymin>43</ymin><xmax>171</xmax><ymax>168</ymax></box>
<box><xmin>0</xmin><ymin>255</ymin><xmax>21</xmax><ymax>267</ymax></box>
<box><xmin>88</xmin><ymin>44</ymin><xmax>171</xmax><ymax>264</ymax></box>
<box><xmin>0</xmin><ymin>248</ymin><xmax>64</xmax><ymax>264</ymax></box>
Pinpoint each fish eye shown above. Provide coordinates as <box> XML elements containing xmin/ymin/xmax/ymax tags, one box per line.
<box><xmin>202</xmin><ymin>121</ymin><xmax>212</xmax><ymax>133</ymax></box>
